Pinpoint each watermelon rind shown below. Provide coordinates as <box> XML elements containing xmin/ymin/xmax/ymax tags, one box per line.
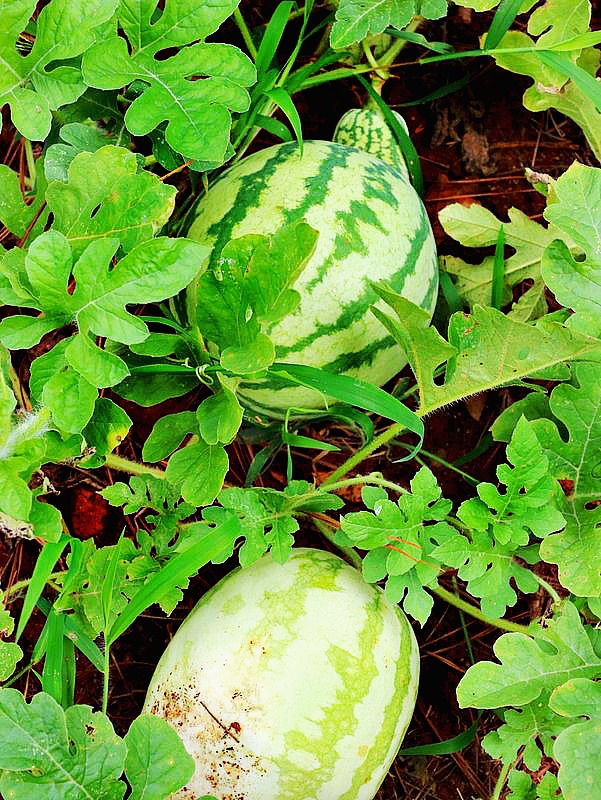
<box><xmin>145</xmin><ymin>547</ymin><xmax>420</xmax><ymax>800</ymax></box>
<box><xmin>186</xmin><ymin>140</ymin><xmax>438</xmax><ymax>415</ymax></box>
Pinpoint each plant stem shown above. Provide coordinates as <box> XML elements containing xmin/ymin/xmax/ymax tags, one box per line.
<box><xmin>102</xmin><ymin>640</ymin><xmax>110</xmax><ymax>715</ymax></box>
<box><xmin>314</xmin><ymin>519</ymin><xmax>363</xmax><ymax>570</ymax></box>
<box><xmin>104</xmin><ymin>453</ymin><xmax>166</xmax><ymax>480</ymax></box>
<box><xmin>532</xmin><ymin>572</ymin><xmax>562</xmax><ymax>604</ymax></box>
<box><xmin>4</xmin><ymin>571</ymin><xmax>65</xmax><ymax>601</ymax></box>
<box><xmin>433</xmin><ymin>585</ymin><xmax>534</xmax><ymax>636</ymax></box>
<box><xmin>324</xmin><ymin>473</ymin><xmax>408</xmax><ymax>495</ymax></box>
<box><xmin>453</xmin><ymin>575</ymin><xmax>475</xmax><ymax>665</ymax></box>
<box><xmin>24</xmin><ymin>139</ymin><xmax>37</xmax><ymax>191</ymax></box>
<box><xmin>362</xmin><ymin>41</ymin><xmax>388</xmax><ymax>83</ymax></box>
<box><xmin>233</xmin><ymin>8</ymin><xmax>257</xmax><ymax>60</ymax></box>
<box><xmin>395</xmin><ymin>441</ymin><xmax>478</xmax><ymax>485</ymax></box>
<box><xmin>321</xmin><ymin>421</ymin><xmax>406</xmax><ymax>486</ymax></box>
<box><xmin>491</xmin><ymin>760</ymin><xmax>513</xmax><ymax>800</ymax></box>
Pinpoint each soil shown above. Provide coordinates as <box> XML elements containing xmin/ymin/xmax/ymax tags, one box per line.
<box><xmin>1</xmin><ymin>4</ymin><xmax>598</xmax><ymax>799</ymax></box>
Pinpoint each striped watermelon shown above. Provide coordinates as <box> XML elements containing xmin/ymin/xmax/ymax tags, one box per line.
<box><xmin>186</xmin><ymin>140</ymin><xmax>438</xmax><ymax>415</ymax></box>
<box><xmin>144</xmin><ymin>547</ymin><xmax>419</xmax><ymax>800</ymax></box>
<box><xmin>334</xmin><ymin>106</ymin><xmax>410</xmax><ymax>180</ymax></box>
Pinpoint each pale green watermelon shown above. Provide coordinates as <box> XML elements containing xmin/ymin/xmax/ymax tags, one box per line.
<box><xmin>186</xmin><ymin>140</ymin><xmax>438</xmax><ymax>415</ymax></box>
<box><xmin>145</xmin><ymin>547</ymin><xmax>419</xmax><ymax>800</ymax></box>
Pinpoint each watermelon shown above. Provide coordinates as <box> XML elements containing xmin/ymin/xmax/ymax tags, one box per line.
<box><xmin>186</xmin><ymin>139</ymin><xmax>438</xmax><ymax>415</ymax></box>
<box><xmin>334</xmin><ymin>105</ymin><xmax>410</xmax><ymax>180</ymax></box>
<box><xmin>144</xmin><ymin>547</ymin><xmax>419</xmax><ymax>800</ymax></box>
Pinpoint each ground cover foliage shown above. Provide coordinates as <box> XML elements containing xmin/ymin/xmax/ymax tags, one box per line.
<box><xmin>0</xmin><ymin>1</ymin><xmax>600</xmax><ymax>798</ymax></box>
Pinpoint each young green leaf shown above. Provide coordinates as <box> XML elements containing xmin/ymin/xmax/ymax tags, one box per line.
<box><xmin>0</xmin><ymin>0</ymin><xmax>118</xmax><ymax>141</ymax></box>
<box><xmin>80</xmin><ymin>399</ymin><xmax>132</xmax><ymax>468</ymax></box>
<box><xmin>330</xmin><ymin>0</ymin><xmax>448</xmax><ymax>49</ymax></box>
<box><xmin>124</xmin><ymin>714</ymin><xmax>195</xmax><ymax>800</ymax></box>
<box><xmin>371</xmin><ymin>284</ymin><xmax>601</xmax><ymax>417</ymax></box>
<box><xmin>339</xmin><ymin>467</ymin><xmax>455</xmax><ymax>624</ymax></box>
<box><xmin>44</xmin><ymin>122</ymin><xmax>123</xmax><ymax>183</ymax></box>
<box><xmin>439</xmin><ymin>203</ymin><xmax>562</xmax><ymax>314</ymax></box>
<box><xmin>45</xmin><ymin>146</ymin><xmax>177</xmax><ymax>258</ymax></box>
<box><xmin>0</xmin><ymin>233</ymin><xmax>208</xmax><ymax>350</ymax></box>
<box><xmin>0</xmin><ymin>590</ymin><xmax>23</xmax><ymax>682</ymax></box>
<box><xmin>542</xmin><ymin>162</ymin><xmax>601</xmax><ymax>337</ymax></box>
<box><xmin>215</xmin><ymin>480</ymin><xmax>343</xmax><ymax>567</ymax></box>
<box><xmin>189</xmin><ymin>224</ymin><xmax>317</xmax><ymax>356</ymax></box>
<box><xmin>551</xmin><ymin>678</ymin><xmax>601</xmax><ymax>800</ymax></box>
<box><xmin>197</xmin><ymin>377</ymin><xmax>243</xmax><ymax>446</ymax></box>
<box><xmin>529</xmin><ymin>362</ymin><xmax>601</xmax><ymax>596</ymax></box>
<box><xmin>0</xmin><ymin>689</ymin><xmax>126</xmax><ymax>798</ymax></box>
<box><xmin>142</xmin><ymin>411</ymin><xmax>198</xmax><ymax>463</ymax></box>
<box><xmin>459</xmin><ymin>416</ymin><xmax>565</xmax><ymax>549</ymax></box>
<box><xmin>165</xmin><ymin>441</ymin><xmax>229</xmax><ymax>507</ymax></box>
<box><xmin>82</xmin><ymin>0</ymin><xmax>257</xmax><ymax>164</ymax></box>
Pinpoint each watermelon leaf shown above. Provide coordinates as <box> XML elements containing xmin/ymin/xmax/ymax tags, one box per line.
<box><xmin>339</xmin><ymin>466</ymin><xmax>454</xmax><ymax>624</ymax></box>
<box><xmin>330</xmin><ymin>0</ymin><xmax>448</xmax><ymax>49</ymax></box>
<box><xmin>45</xmin><ymin>146</ymin><xmax>178</xmax><ymax>258</ymax></box>
<box><xmin>492</xmin><ymin>11</ymin><xmax>601</xmax><ymax>161</ymax></box>
<box><xmin>124</xmin><ymin>714</ymin><xmax>195</xmax><ymax>800</ymax></box>
<box><xmin>439</xmin><ymin>202</ymin><xmax>560</xmax><ymax>315</ymax></box>
<box><xmin>541</xmin><ymin>162</ymin><xmax>601</xmax><ymax>338</ymax></box>
<box><xmin>0</xmin><ymin>589</ymin><xmax>23</xmax><ymax>681</ymax></box>
<box><xmin>81</xmin><ymin>0</ymin><xmax>257</xmax><ymax>165</ymax></box>
<box><xmin>371</xmin><ymin>283</ymin><xmax>601</xmax><ymax>417</ymax></box>
<box><xmin>457</xmin><ymin>601</ymin><xmax>601</xmax><ymax>800</ymax></box>
<box><xmin>0</xmin><ymin>0</ymin><xmax>118</xmax><ymax>141</ymax></box>
<box><xmin>165</xmin><ymin>441</ymin><xmax>229</xmax><ymax>507</ymax></box>
<box><xmin>215</xmin><ymin>481</ymin><xmax>343</xmax><ymax>567</ymax></box>
<box><xmin>192</xmin><ymin>224</ymin><xmax>318</xmax><ymax>360</ymax></box>
<box><xmin>528</xmin><ymin>363</ymin><xmax>601</xmax><ymax>597</ymax></box>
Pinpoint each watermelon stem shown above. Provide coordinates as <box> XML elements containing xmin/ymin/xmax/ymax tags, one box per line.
<box><xmin>432</xmin><ymin>585</ymin><xmax>535</xmax><ymax>636</ymax></box>
<box><xmin>320</xmin><ymin>421</ymin><xmax>407</xmax><ymax>486</ymax></box>
<box><xmin>323</xmin><ymin>473</ymin><xmax>409</xmax><ymax>495</ymax></box>
<box><xmin>104</xmin><ymin>453</ymin><xmax>167</xmax><ymax>480</ymax></box>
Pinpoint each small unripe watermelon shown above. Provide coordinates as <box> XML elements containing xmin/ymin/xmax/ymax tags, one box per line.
<box><xmin>144</xmin><ymin>547</ymin><xmax>419</xmax><ymax>799</ymax></box>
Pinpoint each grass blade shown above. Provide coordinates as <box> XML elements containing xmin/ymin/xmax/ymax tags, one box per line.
<box><xmin>356</xmin><ymin>76</ymin><xmax>424</xmax><ymax>196</ymax></box>
<box><xmin>399</xmin><ymin>716</ymin><xmax>481</xmax><ymax>756</ymax></box>
<box><xmin>255</xmin><ymin>113</ymin><xmax>293</xmax><ymax>141</ymax></box>
<box><xmin>537</xmin><ymin>51</ymin><xmax>601</xmax><ymax>111</ymax></box>
<box><xmin>265</xmin><ymin>87</ymin><xmax>303</xmax><ymax>151</ymax></box>
<box><xmin>281</xmin><ymin>430</ymin><xmax>340</xmax><ymax>451</ymax></box>
<box><xmin>384</xmin><ymin>27</ymin><xmax>453</xmax><ymax>54</ymax></box>
<box><xmin>255</xmin><ymin>2</ymin><xmax>294</xmax><ymax>77</ymax></box>
<box><xmin>16</xmin><ymin>535</ymin><xmax>69</xmax><ymax>641</ymax></box>
<box><xmin>491</xmin><ymin>225</ymin><xmax>506</xmax><ymax>309</ymax></box>
<box><xmin>41</xmin><ymin>607</ymin><xmax>64</xmax><ymax>705</ymax></box>
<box><xmin>107</xmin><ymin>517</ymin><xmax>241</xmax><ymax>645</ymax></box>
<box><xmin>397</xmin><ymin>74</ymin><xmax>471</xmax><ymax>108</ymax></box>
<box><xmin>62</xmin><ymin>636</ymin><xmax>76</xmax><ymax>708</ymax></box>
<box><xmin>37</xmin><ymin>597</ymin><xmax>104</xmax><ymax>672</ymax></box>
<box><xmin>102</xmin><ymin>532</ymin><xmax>124</xmax><ymax>632</ymax></box>
<box><xmin>440</xmin><ymin>271</ymin><xmax>463</xmax><ymax>315</ymax></box>
<box><xmin>483</xmin><ymin>0</ymin><xmax>524</xmax><ymax>51</ymax></box>
<box><xmin>269</xmin><ymin>362</ymin><xmax>424</xmax><ymax>457</ymax></box>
